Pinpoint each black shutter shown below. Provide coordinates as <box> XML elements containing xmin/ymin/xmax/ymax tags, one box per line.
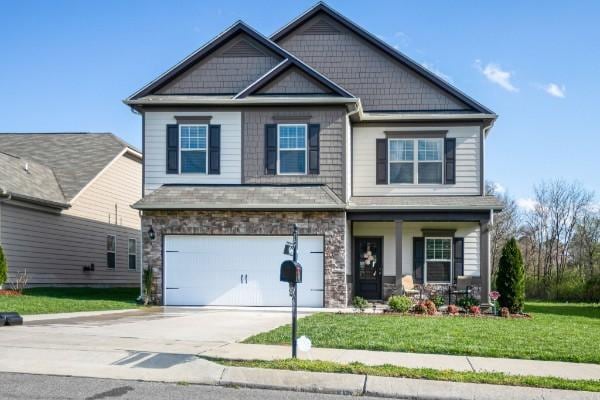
<box><xmin>376</xmin><ymin>138</ymin><xmax>388</xmax><ymax>184</ymax></box>
<box><xmin>265</xmin><ymin>124</ymin><xmax>277</xmax><ymax>175</ymax></box>
<box><xmin>308</xmin><ymin>124</ymin><xmax>320</xmax><ymax>175</ymax></box>
<box><xmin>444</xmin><ymin>137</ymin><xmax>456</xmax><ymax>184</ymax></box>
<box><xmin>413</xmin><ymin>237</ymin><xmax>424</xmax><ymax>284</ymax></box>
<box><xmin>166</xmin><ymin>124</ymin><xmax>179</xmax><ymax>174</ymax></box>
<box><xmin>453</xmin><ymin>237</ymin><xmax>464</xmax><ymax>283</ymax></box>
<box><xmin>208</xmin><ymin>125</ymin><xmax>221</xmax><ymax>175</ymax></box>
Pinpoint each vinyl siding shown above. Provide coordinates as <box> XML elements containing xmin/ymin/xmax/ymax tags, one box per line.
<box><xmin>352</xmin><ymin>125</ymin><xmax>481</xmax><ymax>196</ymax></box>
<box><xmin>144</xmin><ymin>111</ymin><xmax>242</xmax><ymax>194</ymax></box>
<box><xmin>352</xmin><ymin>221</ymin><xmax>480</xmax><ymax>278</ymax></box>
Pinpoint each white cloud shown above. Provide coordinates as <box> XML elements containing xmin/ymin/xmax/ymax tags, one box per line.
<box><xmin>422</xmin><ymin>62</ymin><xmax>453</xmax><ymax>83</ymax></box>
<box><xmin>516</xmin><ymin>198</ymin><xmax>537</xmax><ymax>211</ymax></box>
<box><xmin>544</xmin><ymin>83</ymin><xmax>566</xmax><ymax>98</ymax></box>
<box><xmin>475</xmin><ymin>60</ymin><xmax>519</xmax><ymax>92</ymax></box>
<box><xmin>491</xmin><ymin>182</ymin><xmax>506</xmax><ymax>195</ymax></box>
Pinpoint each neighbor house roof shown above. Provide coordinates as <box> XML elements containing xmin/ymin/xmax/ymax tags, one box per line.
<box><xmin>348</xmin><ymin>196</ymin><xmax>503</xmax><ymax>211</ymax></box>
<box><xmin>270</xmin><ymin>2</ymin><xmax>494</xmax><ymax>115</ymax></box>
<box><xmin>0</xmin><ymin>151</ymin><xmax>68</xmax><ymax>209</ymax></box>
<box><xmin>0</xmin><ymin>133</ymin><xmax>141</xmax><ymax>204</ymax></box>
<box><xmin>132</xmin><ymin>184</ymin><xmax>346</xmax><ymax>211</ymax></box>
<box><xmin>125</xmin><ymin>21</ymin><xmax>354</xmax><ymax>102</ymax></box>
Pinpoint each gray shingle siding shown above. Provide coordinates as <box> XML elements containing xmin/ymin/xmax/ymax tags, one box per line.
<box><xmin>157</xmin><ymin>35</ymin><xmax>282</xmax><ymax>95</ymax></box>
<box><xmin>277</xmin><ymin>15</ymin><xmax>471</xmax><ymax>112</ymax></box>
<box><xmin>242</xmin><ymin>107</ymin><xmax>346</xmax><ymax>199</ymax></box>
<box><xmin>256</xmin><ymin>67</ymin><xmax>331</xmax><ymax>95</ymax></box>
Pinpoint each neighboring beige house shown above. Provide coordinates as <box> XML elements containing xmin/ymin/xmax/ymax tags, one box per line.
<box><xmin>0</xmin><ymin>133</ymin><xmax>142</xmax><ymax>287</ymax></box>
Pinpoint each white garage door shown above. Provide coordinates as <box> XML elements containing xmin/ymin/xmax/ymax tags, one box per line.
<box><xmin>164</xmin><ymin>235</ymin><xmax>324</xmax><ymax>307</ymax></box>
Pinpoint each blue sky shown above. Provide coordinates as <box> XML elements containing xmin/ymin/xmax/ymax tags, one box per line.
<box><xmin>1</xmin><ymin>1</ymin><xmax>598</xmax><ymax>206</ymax></box>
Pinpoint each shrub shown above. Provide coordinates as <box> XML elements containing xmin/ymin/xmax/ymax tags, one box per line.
<box><xmin>500</xmin><ymin>307</ymin><xmax>510</xmax><ymax>318</ymax></box>
<box><xmin>457</xmin><ymin>295</ymin><xmax>479</xmax><ymax>309</ymax></box>
<box><xmin>429</xmin><ymin>294</ymin><xmax>445</xmax><ymax>308</ymax></box>
<box><xmin>447</xmin><ymin>304</ymin><xmax>459</xmax><ymax>315</ymax></box>
<box><xmin>469</xmin><ymin>305</ymin><xmax>481</xmax><ymax>315</ymax></box>
<box><xmin>388</xmin><ymin>295</ymin><xmax>412</xmax><ymax>313</ymax></box>
<box><xmin>413</xmin><ymin>302</ymin><xmax>428</xmax><ymax>314</ymax></box>
<box><xmin>0</xmin><ymin>245</ymin><xmax>7</xmax><ymax>286</ymax></box>
<box><xmin>423</xmin><ymin>299</ymin><xmax>437</xmax><ymax>315</ymax></box>
<box><xmin>352</xmin><ymin>296</ymin><xmax>369</xmax><ymax>312</ymax></box>
<box><xmin>584</xmin><ymin>275</ymin><xmax>600</xmax><ymax>303</ymax></box>
<box><xmin>496</xmin><ymin>238</ymin><xmax>525</xmax><ymax>313</ymax></box>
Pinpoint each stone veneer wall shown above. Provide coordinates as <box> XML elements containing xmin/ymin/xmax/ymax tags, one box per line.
<box><xmin>142</xmin><ymin>210</ymin><xmax>347</xmax><ymax>307</ymax></box>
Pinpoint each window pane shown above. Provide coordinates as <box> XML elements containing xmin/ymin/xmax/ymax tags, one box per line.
<box><xmin>418</xmin><ymin>162</ymin><xmax>442</xmax><ymax>184</ymax></box>
<box><xmin>280</xmin><ymin>150</ymin><xmax>306</xmax><ymax>173</ymax></box>
<box><xmin>181</xmin><ymin>126</ymin><xmax>207</xmax><ymax>150</ymax></box>
<box><xmin>181</xmin><ymin>150</ymin><xmax>206</xmax><ymax>173</ymax></box>
<box><xmin>426</xmin><ymin>239</ymin><xmax>451</xmax><ymax>260</ymax></box>
<box><xmin>128</xmin><ymin>239</ymin><xmax>136</xmax><ymax>255</ymax></box>
<box><xmin>107</xmin><ymin>252</ymin><xmax>115</xmax><ymax>269</ymax></box>
<box><xmin>390</xmin><ymin>163</ymin><xmax>413</xmax><ymax>183</ymax></box>
<box><xmin>389</xmin><ymin>140</ymin><xmax>413</xmax><ymax>161</ymax></box>
<box><xmin>106</xmin><ymin>235</ymin><xmax>115</xmax><ymax>252</ymax></box>
<box><xmin>427</xmin><ymin>261</ymin><xmax>451</xmax><ymax>282</ymax></box>
<box><xmin>418</xmin><ymin>140</ymin><xmax>442</xmax><ymax>161</ymax></box>
<box><xmin>128</xmin><ymin>254</ymin><xmax>136</xmax><ymax>270</ymax></box>
<box><xmin>279</xmin><ymin>125</ymin><xmax>306</xmax><ymax>149</ymax></box>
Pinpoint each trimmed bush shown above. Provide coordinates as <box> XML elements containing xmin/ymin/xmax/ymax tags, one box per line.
<box><xmin>388</xmin><ymin>295</ymin><xmax>412</xmax><ymax>313</ymax></box>
<box><xmin>447</xmin><ymin>304</ymin><xmax>459</xmax><ymax>315</ymax></box>
<box><xmin>430</xmin><ymin>294</ymin><xmax>445</xmax><ymax>308</ymax></box>
<box><xmin>413</xmin><ymin>302</ymin><xmax>428</xmax><ymax>314</ymax></box>
<box><xmin>457</xmin><ymin>295</ymin><xmax>479</xmax><ymax>309</ymax></box>
<box><xmin>352</xmin><ymin>296</ymin><xmax>369</xmax><ymax>312</ymax></box>
<box><xmin>469</xmin><ymin>305</ymin><xmax>481</xmax><ymax>315</ymax></box>
<box><xmin>496</xmin><ymin>238</ymin><xmax>525</xmax><ymax>313</ymax></box>
<box><xmin>423</xmin><ymin>299</ymin><xmax>437</xmax><ymax>315</ymax></box>
<box><xmin>0</xmin><ymin>245</ymin><xmax>7</xmax><ymax>286</ymax></box>
<box><xmin>500</xmin><ymin>307</ymin><xmax>510</xmax><ymax>318</ymax></box>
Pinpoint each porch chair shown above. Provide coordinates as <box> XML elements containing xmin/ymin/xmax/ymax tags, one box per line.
<box><xmin>401</xmin><ymin>275</ymin><xmax>422</xmax><ymax>299</ymax></box>
<box><xmin>448</xmin><ymin>276</ymin><xmax>473</xmax><ymax>305</ymax></box>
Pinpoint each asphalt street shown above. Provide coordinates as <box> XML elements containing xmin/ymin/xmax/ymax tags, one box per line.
<box><xmin>0</xmin><ymin>372</ymin><xmax>381</xmax><ymax>400</ymax></box>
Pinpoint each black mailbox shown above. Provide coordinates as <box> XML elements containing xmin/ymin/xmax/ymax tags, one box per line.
<box><xmin>280</xmin><ymin>260</ymin><xmax>302</xmax><ymax>283</ymax></box>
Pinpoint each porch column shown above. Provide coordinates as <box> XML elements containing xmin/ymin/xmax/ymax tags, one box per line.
<box><xmin>395</xmin><ymin>220</ymin><xmax>403</xmax><ymax>288</ymax></box>
<box><xmin>479</xmin><ymin>218</ymin><xmax>491</xmax><ymax>307</ymax></box>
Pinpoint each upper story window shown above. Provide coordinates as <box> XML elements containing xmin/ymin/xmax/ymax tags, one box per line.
<box><xmin>278</xmin><ymin>124</ymin><xmax>307</xmax><ymax>175</ymax></box>
<box><xmin>180</xmin><ymin>125</ymin><xmax>207</xmax><ymax>173</ymax></box>
<box><xmin>388</xmin><ymin>138</ymin><xmax>443</xmax><ymax>184</ymax></box>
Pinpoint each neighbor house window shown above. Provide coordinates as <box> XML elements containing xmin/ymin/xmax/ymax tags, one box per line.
<box><xmin>180</xmin><ymin>125</ymin><xmax>207</xmax><ymax>173</ymax></box>
<box><xmin>107</xmin><ymin>235</ymin><xmax>116</xmax><ymax>269</ymax></box>
<box><xmin>425</xmin><ymin>238</ymin><xmax>452</xmax><ymax>283</ymax></box>
<box><xmin>278</xmin><ymin>124</ymin><xmax>307</xmax><ymax>174</ymax></box>
<box><xmin>417</xmin><ymin>139</ymin><xmax>443</xmax><ymax>184</ymax></box>
<box><xmin>128</xmin><ymin>238</ymin><xmax>137</xmax><ymax>270</ymax></box>
<box><xmin>389</xmin><ymin>139</ymin><xmax>414</xmax><ymax>184</ymax></box>
<box><xmin>388</xmin><ymin>138</ymin><xmax>443</xmax><ymax>184</ymax></box>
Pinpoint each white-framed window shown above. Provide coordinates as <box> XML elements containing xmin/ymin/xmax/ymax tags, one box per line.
<box><xmin>106</xmin><ymin>235</ymin><xmax>116</xmax><ymax>269</ymax></box>
<box><xmin>277</xmin><ymin>124</ymin><xmax>307</xmax><ymax>175</ymax></box>
<box><xmin>425</xmin><ymin>237</ymin><xmax>452</xmax><ymax>283</ymax></box>
<box><xmin>180</xmin><ymin>124</ymin><xmax>208</xmax><ymax>174</ymax></box>
<box><xmin>128</xmin><ymin>238</ymin><xmax>137</xmax><ymax>270</ymax></box>
<box><xmin>388</xmin><ymin>138</ymin><xmax>443</xmax><ymax>184</ymax></box>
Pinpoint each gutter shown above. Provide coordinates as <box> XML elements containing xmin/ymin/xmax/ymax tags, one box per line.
<box><xmin>359</xmin><ymin>112</ymin><xmax>498</xmax><ymax>122</ymax></box>
<box><xmin>0</xmin><ymin>187</ymin><xmax>70</xmax><ymax>210</ymax></box>
<box><xmin>124</xmin><ymin>97</ymin><xmax>359</xmax><ymax>106</ymax></box>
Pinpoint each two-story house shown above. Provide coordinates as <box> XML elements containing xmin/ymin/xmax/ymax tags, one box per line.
<box><xmin>127</xmin><ymin>2</ymin><xmax>502</xmax><ymax>308</ymax></box>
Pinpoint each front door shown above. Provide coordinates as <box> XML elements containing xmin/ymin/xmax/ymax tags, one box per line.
<box><xmin>354</xmin><ymin>237</ymin><xmax>383</xmax><ymax>300</ymax></box>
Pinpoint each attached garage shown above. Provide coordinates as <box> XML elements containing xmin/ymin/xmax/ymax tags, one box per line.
<box><xmin>164</xmin><ymin>235</ymin><xmax>324</xmax><ymax>307</ymax></box>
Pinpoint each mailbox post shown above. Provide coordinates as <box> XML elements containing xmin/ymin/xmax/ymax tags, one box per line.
<box><xmin>280</xmin><ymin>224</ymin><xmax>301</xmax><ymax>358</ymax></box>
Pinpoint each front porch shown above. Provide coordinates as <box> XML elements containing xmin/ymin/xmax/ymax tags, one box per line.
<box><xmin>347</xmin><ymin>211</ymin><xmax>492</xmax><ymax>306</ymax></box>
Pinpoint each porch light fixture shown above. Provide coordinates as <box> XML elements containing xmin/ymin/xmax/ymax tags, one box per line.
<box><xmin>147</xmin><ymin>226</ymin><xmax>156</xmax><ymax>241</ymax></box>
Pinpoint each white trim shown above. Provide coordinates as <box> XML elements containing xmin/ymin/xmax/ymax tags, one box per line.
<box><xmin>233</xmin><ymin>58</ymin><xmax>290</xmax><ymax>99</ymax></box>
<box><xmin>179</xmin><ymin>124</ymin><xmax>208</xmax><ymax>175</ymax></box>
<box><xmin>106</xmin><ymin>234</ymin><xmax>116</xmax><ymax>270</ymax></box>
<box><xmin>128</xmin><ymin>237</ymin><xmax>138</xmax><ymax>271</ymax></box>
<box><xmin>359</xmin><ymin>112</ymin><xmax>497</xmax><ymax>121</ymax></box>
<box><xmin>277</xmin><ymin>124</ymin><xmax>308</xmax><ymax>175</ymax></box>
<box><xmin>424</xmin><ymin>237</ymin><xmax>452</xmax><ymax>284</ymax></box>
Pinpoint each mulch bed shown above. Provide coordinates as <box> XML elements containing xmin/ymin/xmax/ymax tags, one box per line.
<box><xmin>0</xmin><ymin>290</ymin><xmax>22</xmax><ymax>297</ymax></box>
<box><xmin>380</xmin><ymin>309</ymin><xmax>532</xmax><ymax>318</ymax></box>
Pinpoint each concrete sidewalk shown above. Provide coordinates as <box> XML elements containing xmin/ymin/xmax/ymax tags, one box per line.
<box><xmin>201</xmin><ymin>343</ymin><xmax>600</xmax><ymax>381</ymax></box>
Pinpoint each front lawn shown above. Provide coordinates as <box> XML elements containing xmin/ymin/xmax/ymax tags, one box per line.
<box><xmin>245</xmin><ymin>302</ymin><xmax>600</xmax><ymax>364</ymax></box>
<box><xmin>0</xmin><ymin>287</ymin><xmax>139</xmax><ymax>315</ymax></box>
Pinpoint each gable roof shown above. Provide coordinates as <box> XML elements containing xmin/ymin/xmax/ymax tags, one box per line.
<box><xmin>126</xmin><ymin>21</ymin><xmax>354</xmax><ymax>102</ymax></box>
<box><xmin>0</xmin><ymin>133</ymin><xmax>141</xmax><ymax>203</ymax></box>
<box><xmin>271</xmin><ymin>2</ymin><xmax>494</xmax><ymax>115</ymax></box>
<box><xmin>0</xmin><ymin>151</ymin><xmax>68</xmax><ymax>209</ymax></box>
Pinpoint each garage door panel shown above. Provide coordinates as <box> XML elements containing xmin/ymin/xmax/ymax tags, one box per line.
<box><xmin>164</xmin><ymin>235</ymin><xmax>324</xmax><ymax>307</ymax></box>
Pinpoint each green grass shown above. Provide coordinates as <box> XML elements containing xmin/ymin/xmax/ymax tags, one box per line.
<box><xmin>211</xmin><ymin>358</ymin><xmax>600</xmax><ymax>392</ymax></box>
<box><xmin>245</xmin><ymin>302</ymin><xmax>600</xmax><ymax>364</ymax></box>
<box><xmin>0</xmin><ymin>287</ymin><xmax>140</xmax><ymax>315</ymax></box>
